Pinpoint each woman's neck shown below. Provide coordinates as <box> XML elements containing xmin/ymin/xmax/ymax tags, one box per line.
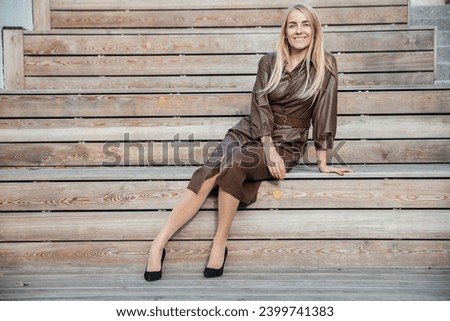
<box><xmin>287</xmin><ymin>50</ymin><xmax>307</xmax><ymax>72</ymax></box>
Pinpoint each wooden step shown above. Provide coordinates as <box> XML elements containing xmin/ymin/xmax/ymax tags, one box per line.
<box><xmin>1</xmin><ymin>209</ymin><xmax>448</xmax><ymax>242</ymax></box>
<box><xmin>50</xmin><ymin>0</ymin><xmax>408</xmax><ymax>10</ymax></box>
<box><xmin>2</xmin><ymin>269</ymin><xmax>449</xmax><ymax>300</ymax></box>
<box><xmin>0</xmin><ymin>178</ymin><xmax>448</xmax><ymax>212</ymax></box>
<box><xmin>23</xmin><ymin>29</ymin><xmax>434</xmax><ymax>55</ymax></box>
<box><xmin>0</xmin><ymin>140</ymin><xmax>447</xmax><ymax>166</ymax></box>
<box><xmin>48</xmin><ymin>7</ymin><xmax>407</xmax><ymax>29</ymax></box>
<box><xmin>1</xmin><ymin>240</ymin><xmax>448</xmax><ymax>273</ymax></box>
<box><xmin>1</xmin><ymin>164</ymin><xmax>449</xmax><ymax>181</ymax></box>
<box><xmin>1</xmin><ymin>89</ymin><xmax>448</xmax><ymax>118</ymax></box>
<box><xmin>22</xmin><ymin>73</ymin><xmax>436</xmax><ymax>90</ymax></box>
<box><xmin>0</xmin><ymin>115</ymin><xmax>447</xmax><ymax>142</ymax></box>
<box><xmin>23</xmin><ymin>52</ymin><xmax>433</xmax><ymax>76</ymax></box>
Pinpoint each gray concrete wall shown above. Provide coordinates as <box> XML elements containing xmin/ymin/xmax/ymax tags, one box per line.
<box><xmin>409</xmin><ymin>1</ymin><xmax>450</xmax><ymax>83</ymax></box>
<box><xmin>0</xmin><ymin>0</ymin><xmax>33</xmax><ymax>89</ymax></box>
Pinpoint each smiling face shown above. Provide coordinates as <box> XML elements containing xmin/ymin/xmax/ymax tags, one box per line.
<box><xmin>285</xmin><ymin>9</ymin><xmax>312</xmax><ymax>56</ymax></box>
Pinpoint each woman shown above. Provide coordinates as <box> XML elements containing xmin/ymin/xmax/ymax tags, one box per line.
<box><xmin>144</xmin><ymin>3</ymin><xmax>352</xmax><ymax>282</ymax></box>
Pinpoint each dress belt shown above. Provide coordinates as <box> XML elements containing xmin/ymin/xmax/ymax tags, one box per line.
<box><xmin>273</xmin><ymin>113</ymin><xmax>310</xmax><ymax>128</ymax></box>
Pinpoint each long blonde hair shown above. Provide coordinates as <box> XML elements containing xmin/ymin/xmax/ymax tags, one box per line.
<box><xmin>261</xmin><ymin>3</ymin><xmax>336</xmax><ymax>98</ymax></box>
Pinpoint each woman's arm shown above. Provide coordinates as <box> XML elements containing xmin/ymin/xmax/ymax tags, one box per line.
<box><xmin>316</xmin><ymin>149</ymin><xmax>352</xmax><ymax>176</ymax></box>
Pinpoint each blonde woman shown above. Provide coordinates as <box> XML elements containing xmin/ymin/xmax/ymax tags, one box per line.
<box><xmin>145</xmin><ymin>3</ymin><xmax>352</xmax><ymax>282</ymax></box>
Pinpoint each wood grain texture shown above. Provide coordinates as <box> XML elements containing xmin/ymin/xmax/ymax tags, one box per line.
<box><xmin>1</xmin><ymin>269</ymin><xmax>448</xmax><ymax>301</ymax></box>
<box><xmin>1</xmin><ymin>209</ymin><xmax>449</xmax><ymax>242</ymax></box>
<box><xmin>49</xmin><ymin>7</ymin><xmax>407</xmax><ymax>29</ymax></box>
<box><xmin>2</xmin><ymin>164</ymin><xmax>449</xmax><ymax>181</ymax></box>
<box><xmin>32</xmin><ymin>0</ymin><xmax>50</xmax><ymax>31</ymax></box>
<box><xmin>0</xmin><ymin>116</ymin><xmax>447</xmax><ymax>142</ymax></box>
<box><xmin>1</xmin><ymin>90</ymin><xmax>448</xmax><ymax>118</ymax></box>
<box><xmin>23</xmin><ymin>30</ymin><xmax>434</xmax><ymax>55</ymax></box>
<box><xmin>50</xmin><ymin>0</ymin><xmax>408</xmax><ymax>10</ymax></box>
<box><xmin>0</xmin><ymin>140</ymin><xmax>447</xmax><ymax>166</ymax></box>
<box><xmin>0</xmin><ymin>179</ymin><xmax>448</xmax><ymax>212</ymax></box>
<box><xmin>23</xmin><ymin>52</ymin><xmax>434</xmax><ymax>76</ymax></box>
<box><xmin>2</xmin><ymin>30</ymin><xmax>25</xmax><ymax>90</ymax></box>
<box><xmin>1</xmin><ymin>240</ymin><xmax>449</xmax><ymax>273</ymax></box>
<box><xmin>23</xmin><ymin>72</ymin><xmax>435</xmax><ymax>91</ymax></box>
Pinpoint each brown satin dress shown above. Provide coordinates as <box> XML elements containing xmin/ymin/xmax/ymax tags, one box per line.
<box><xmin>187</xmin><ymin>52</ymin><xmax>338</xmax><ymax>205</ymax></box>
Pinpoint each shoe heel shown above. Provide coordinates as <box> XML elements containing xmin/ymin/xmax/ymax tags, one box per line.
<box><xmin>204</xmin><ymin>247</ymin><xmax>228</xmax><ymax>278</ymax></box>
<box><xmin>144</xmin><ymin>248</ymin><xmax>166</xmax><ymax>282</ymax></box>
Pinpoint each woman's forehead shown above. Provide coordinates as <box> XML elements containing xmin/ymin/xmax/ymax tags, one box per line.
<box><xmin>287</xmin><ymin>9</ymin><xmax>309</xmax><ymax>23</ymax></box>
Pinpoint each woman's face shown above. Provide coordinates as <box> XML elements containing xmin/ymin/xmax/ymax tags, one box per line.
<box><xmin>285</xmin><ymin>9</ymin><xmax>312</xmax><ymax>55</ymax></box>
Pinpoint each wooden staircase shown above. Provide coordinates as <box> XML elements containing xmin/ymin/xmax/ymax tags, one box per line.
<box><xmin>0</xmin><ymin>0</ymin><xmax>449</xmax><ymax>300</ymax></box>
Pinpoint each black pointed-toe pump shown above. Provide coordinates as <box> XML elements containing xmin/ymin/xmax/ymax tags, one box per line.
<box><xmin>204</xmin><ymin>247</ymin><xmax>228</xmax><ymax>278</ymax></box>
<box><xmin>144</xmin><ymin>248</ymin><xmax>166</xmax><ymax>282</ymax></box>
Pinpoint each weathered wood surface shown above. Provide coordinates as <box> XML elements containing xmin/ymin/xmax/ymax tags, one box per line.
<box><xmin>1</xmin><ymin>240</ymin><xmax>449</xmax><ymax>272</ymax></box>
<box><xmin>32</xmin><ymin>0</ymin><xmax>50</xmax><ymax>31</ymax></box>
<box><xmin>2</xmin><ymin>165</ymin><xmax>449</xmax><ymax>181</ymax></box>
<box><xmin>50</xmin><ymin>0</ymin><xmax>408</xmax><ymax>10</ymax></box>
<box><xmin>23</xmin><ymin>72</ymin><xmax>435</xmax><ymax>90</ymax></box>
<box><xmin>0</xmin><ymin>140</ymin><xmax>447</xmax><ymax>166</ymax></box>
<box><xmin>1</xmin><ymin>209</ymin><xmax>449</xmax><ymax>242</ymax></box>
<box><xmin>0</xmin><ymin>116</ymin><xmax>447</xmax><ymax>142</ymax></box>
<box><xmin>23</xmin><ymin>30</ymin><xmax>434</xmax><ymax>55</ymax></box>
<box><xmin>28</xmin><ymin>25</ymin><xmax>430</xmax><ymax>35</ymax></box>
<box><xmin>1</xmin><ymin>90</ymin><xmax>448</xmax><ymax>117</ymax></box>
<box><xmin>49</xmin><ymin>7</ymin><xmax>407</xmax><ymax>29</ymax></box>
<box><xmin>23</xmin><ymin>52</ymin><xmax>433</xmax><ymax>76</ymax></box>
<box><xmin>0</xmin><ymin>179</ymin><xmax>448</xmax><ymax>212</ymax></box>
<box><xmin>1</xmin><ymin>269</ymin><xmax>449</xmax><ymax>301</ymax></box>
<box><xmin>2</xmin><ymin>30</ymin><xmax>25</xmax><ymax>90</ymax></box>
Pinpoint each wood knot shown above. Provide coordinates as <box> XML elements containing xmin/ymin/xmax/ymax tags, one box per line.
<box><xmin>272</xmin><ymin>190</ymin><xmax>283</xmax><ymax>200</ymax></box>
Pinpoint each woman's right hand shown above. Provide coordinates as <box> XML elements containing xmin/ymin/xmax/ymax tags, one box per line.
<box><xmin>264</xmin><ymin>145</ymin><xmax>286</xmax><ymax>180</ymax></box>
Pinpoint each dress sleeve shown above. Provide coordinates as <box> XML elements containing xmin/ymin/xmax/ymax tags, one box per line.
<box><xmin>312</xmin><ymin>56</ymin><xmax>338</xmax><ymax>150</ymax></box>
<box><xmin>250</xmin><ymin>54</ymin><xmax>275</xmax><ymax>140</ymax></box>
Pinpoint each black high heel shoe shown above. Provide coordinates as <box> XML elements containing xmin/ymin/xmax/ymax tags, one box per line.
<box><xmin>204</xmin><ymin>247</ymin><xmax>228</xmax><ymax>278</ymax></box>
<box><xmin>144</xmin><ymin>248</ymin><xmax>166</xmax><ymax>282</ymax></box>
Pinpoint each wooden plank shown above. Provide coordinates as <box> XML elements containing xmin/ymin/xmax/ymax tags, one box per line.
<box><xmin>1</xmin><ymin>209</ymin><xmax>448</xmax><ymax>242</ymax></box>
<box><xmin>23</xmin><ymin>52</ymin><xmax>434</xmax><ymax>77</ymax></box>
<box><xmin>2</xmin><ymin>165</ymin><xmax>449</xmax><ymax>181</ymax></box>
<box><xmin>338</xmin><ymin>72</ymin><xmax>435</xmax><ymax>86</ymax></box>
<box><xmin>23</xmin><ymin>30</ymin><xmax>434</xmax><ymax>55</ymax></box>
<box><xmin>25</xmin><ymin>25</ymin><xmax>428</xmax><ymax>35</ymax></box>
<box><xmin>0</xmin><ymin>116</ymin><xmax>447</xmax><ymax>142</ymax></box>
<box><xmin>49</xmin><ymin>7</ymin><xmax>407</xmax><ymax>29</ymax></box>
<box><xmin>0</xmin><ymin>179</ymin><xmax>448</xmax><ymax>211</ymax></box>
<box><xmin>24</xmin><ymin>75</ymin><xmax>255</xmax><ymax>91</ymax></box>
<box><xmin>32</xmin><ymin>0</ymin><xmax>50</xmax><ymax>31</ymax></box>
<box><xmin>2</xmin><ymin>29</ymin><xmax>25</xmax><ymax>90</ymax></box>
<box><xmin>23</xmin><ymin>72</ymin><xmax>435</xmax><ymax>91</ymax></box>
<box><xmin>2</xmin><ymin>270</ymin><xmax>449</xmax><ymax>301</ymax></box>
<box><xmin>1</xmin><ymin>269</ymin><xmax>449</xmax><ymax>301</ymax></box>
<box><xmin>0</xmin><ymin>240</ymin><xmax>448</xmax><ymax>272</ymax></box>
<box><xmin>50</xmin><ymin>0</ymin><xmax>408</xmax><ymax>10</ymax></box>
<box><xmin>1</xmin><ymin>90</ymin><xmax>448</xmax><ymax>118</ymax></box>
<box><xmin>0</xmin><ymin>140</ymin><xmax>447</xmax><ymax>166</ymax></box>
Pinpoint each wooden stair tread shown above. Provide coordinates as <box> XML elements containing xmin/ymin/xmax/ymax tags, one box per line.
<box><xmin>1</xmin><ymin>89</ymin><xmax>449</xmax><ymax>117</ymax></box>
<box><xmin>1</xmin><ymin>209</ymin><xmax>449</xmax><ymax>242</ymax></box>
<box><xmin>50</xmin><ymin>0</ymin><xmax>408</xmax><ymax>10</ymax></box>
<box><xmin>1</xmin><ymin>164</ymin><xmax>450</xmax><ymax>181</ymax></box>
<box><xmin>23</xmin><ymin>29</ymin><xmax>434</xmax><ymax>54</ymax></box>
<box><xmin>1</xmin><ymin>268</ymin><xmax>448</xmax><ymax>301</ymax></box>
<box><xmin>1</xmin><ymin>240</ymin><xmax>449</xmax><ymax>272</ymax></box>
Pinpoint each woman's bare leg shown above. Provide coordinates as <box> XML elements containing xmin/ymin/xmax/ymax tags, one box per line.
<box><xmin>206</xmin><ymin>187</ymin><xmax>240</xmax><ymax>269</ymax></box>
<box><xmin>146</xmin><ymin>175</ymin><xmax>217</xmax><ymax>271</ymax></box>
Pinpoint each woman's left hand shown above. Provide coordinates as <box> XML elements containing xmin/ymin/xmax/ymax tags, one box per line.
<box><xmin>319</xmin><ymin>165</ymin><xmax>353</xmax><ymax>176</ymax></box>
